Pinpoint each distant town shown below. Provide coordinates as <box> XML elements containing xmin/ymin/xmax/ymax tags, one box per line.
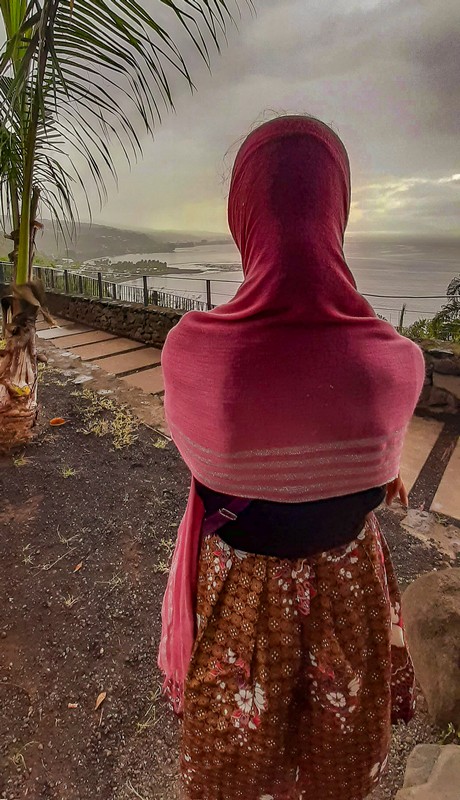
<box><xmin>0</xmin><ymin>219</ymin><xmax>230</xmax><ymax>265</ymax></box>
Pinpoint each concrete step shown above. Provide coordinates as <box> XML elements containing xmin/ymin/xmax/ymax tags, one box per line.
<box><xmin>38</xmin><ymin>323</ymin><xmax>90</xmax><ymax>339</ymax></box>
<box><xmin>431</xmin><ymin>439</ymin><xmax>460</xmax><ymax>520</ymax></box>
<box><xmin>400</xmin><ymin>417</ymin><xmax>444</xmax><ymax>492</ymax></box>
<box><xmin>70</xmin><ymin>338</ymin><xmax>145</xmax><ymax>361</ymax></box>
<box><xmin>51</xmin><ymin>330</ymin><xmax>116</xmax><ymax>348</ymax></box>
<box><xmin>121</xmin><ymin>367</ymin><xmax>164</xmax><ymax>395</ymax></box>
<box><xmin>91</xmin><ymin>347</ymin><xmax>162</xmax><ymax>376</ymax></box>
<box><xmin>395</xmin><ymin>744</ymin><xmax>460</xmax><ymax>799</ymax></box>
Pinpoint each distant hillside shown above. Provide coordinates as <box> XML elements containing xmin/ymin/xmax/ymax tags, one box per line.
<box><xmin>34</xmin><ymin>221</ymin><xmax>179</xmax><ymax>260</ymax></box>
<box><xmin>0</xmin><ymin>219</ymin><xmax>230</xmax><ymax>262</ymax></box>
<box><xmin>0</xmin><ymin>218</ymin><xmax>234</xmax><ymax>262</ymax></box>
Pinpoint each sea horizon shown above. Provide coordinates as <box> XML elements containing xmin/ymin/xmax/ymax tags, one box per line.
<box><xmin>98</xmin><ymin>235</ymin><xmax>459</xmax><ymax>326</ymax></box>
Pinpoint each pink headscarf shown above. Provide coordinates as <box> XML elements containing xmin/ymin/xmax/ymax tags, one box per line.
<box><xmin>158</xmin><ymin>116</ymin><xmax>425</xmax><ymax>710</ymax></box>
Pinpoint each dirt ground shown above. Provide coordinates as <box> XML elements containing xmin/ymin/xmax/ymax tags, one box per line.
<box><xmin>0</xmin><ymin>365</ymin><xmax>453</xmax><ymax>800</ymax></box>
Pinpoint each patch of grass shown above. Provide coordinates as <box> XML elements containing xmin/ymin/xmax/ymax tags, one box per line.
<box><xmin>13</xmin><ymin>453</ymin><xmax>31</xmax><ymax>467</ymax></box>
<box><xmin>79</xmin><ymin>388</ymin><xmax>138</xmax><ymax>449</ymax></box>
<box><xmin>37</xmin><ymin>362</ymin><xmax>48</xmax><ymax>380</ymax></box>
<box><xmin>40</xmin><ymin>366</ymin><xmax>71</xmax><ymax>387</ymax></box>
<box><xmin>112</xmin><ymin>407</ymin><xmax>138</xmax><ymax>449</ymax></box>
<box><xmin>96</xmin><ymin>572</ymin><xmax>127</xmax><ymax>593</ymax></box>
<box><xmin>62</xmin><ymin>593</ymin><xmax>80</xmax><ymax>608</ymax></box>
<box><xmin>433</xmin><ymin>512</ymin><xmax>450</xmax><ymax>527</ymax></box>
<box><xmin>152</xmin><ymin>437</ymin><xmax>168</xmax><ymax>449</ymax></box>
<box><xmin>57</xmin><ymin>529</ymin><xmax>80</xmax><ymax>547</ymax></box>
<box><xmin>61</xmin><ymin>466</ymin><xmax>77</xmax><ymax>478</ymax></box>
<box><xmin>0</xmin><ymin>338</ymin><xmax>6</xmax><ymax>351</ymax></box>
<box><xmin>9</xmin><ymin>741</ymin><xmax>39</xmax><ymax>772</ymax></box>
<box><xmin>126</xmin><ymin>780</ymin><xmax>151</xmax><ymax>800</ymax></box>
<box><xmin>37</xmin><ymin>546</ymin><xmax>77</xmax><ymax>573</ymax></box>
<box><xmin>136</xmin><ymin>686</ymin><xmax>163</xmax><ymax>735</ymax></box>
<box><xmin>439</xmin><ymin>722</ymin><xmax>460</xmax><ymax>745</ymax></box>
<box><xmin>22</xmin><ymin>544</ymin><xmax>34</xmax><ymax>566</ymax></box>
<box><xmin>154</xmin><ymin>537</ymin><xmax>175</xmax><ymax>575</ymax></box>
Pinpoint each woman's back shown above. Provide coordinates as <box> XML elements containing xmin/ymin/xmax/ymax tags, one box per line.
<box><xmin>159</xmin><ymin>116</ymin><xmax>424</xmax><ymax>800</ymax></box>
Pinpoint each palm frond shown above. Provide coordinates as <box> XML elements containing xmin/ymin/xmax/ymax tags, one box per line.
<box><xmin>0</xmin><ymin>0</ymin><xmax>244</xmax><ymax>248</ymax></box>
<box><xmin>447</xmin><ymin>276</ymin><xmax>460</xmax><ymax>297</ymax></box>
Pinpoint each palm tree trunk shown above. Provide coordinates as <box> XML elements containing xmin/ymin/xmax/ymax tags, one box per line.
<box><xmin>0</xmin><ymin>190</ymin><xmax>43</xmax><ymax>452</ymax></box>
<box><xmin>0</xmin><ymin>0</ymin><xmax>50</xmax><ymax>451</ymax></box>
<box><xmin>0</xmin><ymin>312</ymin><xmax>38</xmax><ymax>453</ymax></box>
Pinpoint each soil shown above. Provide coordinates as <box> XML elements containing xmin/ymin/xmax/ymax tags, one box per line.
<box><xmin>0</xmin><ymin>370</ymin><xmax>186</xmax><ymax>800</ymax></box>
<box><xmin>0</xmin><ymin>364</ymin><xmax>454</xmax><ymax>800</ymax></box>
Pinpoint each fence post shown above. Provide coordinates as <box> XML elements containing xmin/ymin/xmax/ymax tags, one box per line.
<box><xmin>206</xmin><ymin>280</ymin><xmax>212</xmax><ymax>310</ymax></box>
<box><xmin>143</xmin><ymin>275</ymin><xmax>149</xmax><ymax>307</ymax></box>
<box><xmin>152</xmin><ymin>290</ymin><xmax>158</xmax><ymax>306</ymax></box>
<box><xmin>64</xmin><ymin>269</ymin><xmax>69</xmax><ymax>294</ymax></box>
<box><xmin>78</xmin><ymin>275</ymin><xmax>83</xmax><ymax>295</ymax></box>
<box><xmin>112</xmin><ymin>283</ymin><xmax>117</xmax><ymax>301</ymax></box>
<box><xmin>49</xmin><ymin>268</ymin><xmax>55</xmax><ymax>289</ymax></box>
<box><xmin>98</xmin><ymin>272</ymin><xmax>103</xmax><ymax>299</ymax></box>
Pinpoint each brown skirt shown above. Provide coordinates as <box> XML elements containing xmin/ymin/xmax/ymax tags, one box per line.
<box><xmin>181</xmin><ymin>514</ymin><xmax>415</xmax><ymax>800</ymax></box>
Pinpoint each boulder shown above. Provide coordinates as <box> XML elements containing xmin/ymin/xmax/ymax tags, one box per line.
<box><xmin>433</xmin><ymin>372</ymin><xmax>460</xmax><ymax>401</ymax></box>
<box><xmin>432</xmin><ymin>357</ymin><xmax>460</xmax><ymax>376</ymax></box>
<box><xmin>402</xmin><ymin>569</ymin><xmax>460</xmax><ymax>727</ymax></box>
<box><xmin>428</xmin><ymin>348</ymin><xmax>455</xmax><ymax>358</ymax></box>
<box><xmin>395</xmin><ymin>745</ymin><xmax>460</xmax><ymax>799</ymax></box>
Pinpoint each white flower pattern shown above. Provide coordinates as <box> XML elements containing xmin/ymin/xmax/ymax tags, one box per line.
<box><xmin>181</xmin><ymin>521</ymin><xmax>414</xmax><ymax>798</ymax></box>
<box><xmin>326</xmin><ymin>691</ymin><xmax>346</xmax><ymax>708</ymax></box>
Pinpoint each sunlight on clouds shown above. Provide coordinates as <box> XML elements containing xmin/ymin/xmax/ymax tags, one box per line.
<box><xmin>150</xmin><ymin>199</ymin><xmax>228</xmax><ymax>234</ymax></box>
<box><xmin>349</xmin><ymin>173</ymin><xmax>460</xmax><ymax>233</ymax></box>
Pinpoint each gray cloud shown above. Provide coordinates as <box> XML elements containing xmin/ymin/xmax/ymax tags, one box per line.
<box><xmin>67</xmin><ymin>0</ymin><xmax>459</xmax><ymax>234</ymax></box>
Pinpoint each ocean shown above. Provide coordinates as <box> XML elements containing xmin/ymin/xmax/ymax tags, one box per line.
<box><xmin>109</xmin><ymin>236</ymin><xmax>460</xmax><ymax>325</ymax></box>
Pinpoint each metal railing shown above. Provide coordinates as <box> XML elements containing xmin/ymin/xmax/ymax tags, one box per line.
<box><xmin>0</xmin><ymin>261</ymin><xmax>451</xmax><ymax>324</ymax></box>
<box><xmin>0</xmin><ymin>262</ymin><xmax>210</xmax><ymax>312</ymax></box>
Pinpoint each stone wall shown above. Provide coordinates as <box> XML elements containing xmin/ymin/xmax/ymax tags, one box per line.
<box><xmin>44</xmin><ymin>291</ymin><xmax>184</xmax><ymax>349</ymax></box>
<box><xmin>1</xmin><ymin>281</ymin><xmax>459</xmax><ymax>413</ymax></box>
<box><xmin>418</xmin><ymin>342</ymin><xmax>460</xmax><ymax>414</ymax></box>
<box><xmin>44</xmin><ymin>295</ymin><xmax>459</xmax><ymax>414</ymax></box>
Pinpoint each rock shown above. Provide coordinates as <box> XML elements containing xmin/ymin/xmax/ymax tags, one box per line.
<box><xmin>423</xmin><ymin>386</ymin><xmax>458</xmax><ymax>412</ymax></box>
<box><xmin>73</xmin><ymin>374</ymin><xmax>93</xmax><ymax>385</ymax></box>
<box><xmin>428</xmin><ymin>348</ymin><xmax>454</xmax><ymax>358</ymax></box>
<box><xmin>395</xmin><ymin>744</ymin><xmax>460</xmax><ymax>799</ymax></box>
<box><xmin>402</xmin><ymin>569</ymin><xmax>460</xmax><ymax>727</ymax></box>
<box><xmin>433</xmin><ymin>372</ymin><xmax>460</xmax><ymax>401</ymax></box>
<box><xmin>418</xmin><ymin>385</ymin><xmax>432</xmax><ymax>405</ymax></box>
<box><xmin>402</xmin><ymin>744</ymin><xmax>443</xmax><ymax>788</ymax></box>
<box><xmin>432</xmin><ymin>358</ymin><xmax>460</xmax><ymax>376</ymax></box>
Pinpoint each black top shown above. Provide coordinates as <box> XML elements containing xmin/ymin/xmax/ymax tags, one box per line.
<box><xmin>196</xmin><ymin>482</ymin><xmax>386</xmax><ymax>559</ymax></box>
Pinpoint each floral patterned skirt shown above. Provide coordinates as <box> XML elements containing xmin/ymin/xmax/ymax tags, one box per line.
<box><xmin>181</xmin><ymin>514</ymin><xmax>415</xmax><ymax>800</ymax></box>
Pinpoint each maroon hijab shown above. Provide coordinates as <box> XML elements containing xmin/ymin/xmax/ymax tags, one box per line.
<box><xmin>158</xmin><ymin>116</ymin><xmax>424</xmax><ymax>710</ymax></box>
<box><xmin>162</xmin><ymin>116</ymin><xmax>424</xmax><ymax>502</ymax></box>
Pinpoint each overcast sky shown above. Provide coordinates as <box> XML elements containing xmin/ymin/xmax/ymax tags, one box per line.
<box><xmin>83</xmin><ymin>0</ymin><xmax>460</xmax><ymax>236</ymax></box>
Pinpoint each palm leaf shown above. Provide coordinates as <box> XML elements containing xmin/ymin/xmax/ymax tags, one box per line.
<box><xmin>447</xmin><ymin>276</ymin><xmax>460</xmax><ymax>297</ymax></box>
<box><xmin>0</xmin><ymin>0</ymin><xmax>246</xmax><ymax>264</ymax></box>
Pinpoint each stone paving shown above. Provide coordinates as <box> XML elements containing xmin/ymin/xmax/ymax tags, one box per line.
<box><xmin>38</xmin><ymin>317</ymin><xmax>165</xmax><ymax>396</ymax></box>
<box><xmin>37</xmin><ymin>317</ymin><xmax>460</xmax><ymax>523</ymax></box>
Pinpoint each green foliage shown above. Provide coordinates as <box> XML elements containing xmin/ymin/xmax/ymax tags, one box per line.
<box><xmin>33</xmin><ymin>254</ymin><xmax>56</xmax><ymax>267</ymax></box>
<box><xmin>0</xmin><ymin>0</ymin><xmax>243</xmax><ymax>283</ymax></box>
<box><xmin>397</xmin><ymin>303</ymin><xmax>406</xmax><ymax>333</ymax></box>
<box><xmin>439</xmin><ymin>722</ymin><xmax>460</xmax><ymax>745</ymax></box>
<box><xmin>405</xmin><ymin>275</ymin><xmax>460</xmax><ymax>343</ymax></box>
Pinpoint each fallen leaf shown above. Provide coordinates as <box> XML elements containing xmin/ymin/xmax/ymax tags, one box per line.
<box><xmin>68</xmin><ymin>702</ymin><xmax>78</xmax><ymax>709</ymax></box>
<box><xmin>10</xmin><ymin>385</ymin><xmax>31</xmax><ymax>397</ymax></box>
<box><xmin>50</xmin><ymin>417</ymin><xmax>66</xmax><ymax>426</ymax></box>
<box><xmin>73</xmin><ymin>562</ymin><xmax>83</xmax><ymax>573</ymax></box>
<box><xmin>95</xmin><ymin>691</ymin><xmax>106</xmax><ymax>711</ymax></box>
